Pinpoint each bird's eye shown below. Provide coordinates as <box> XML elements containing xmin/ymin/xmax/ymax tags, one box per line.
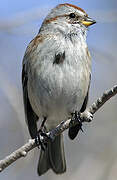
<box><xmin>69</xmin><ymin>13</ymin><xmax>76</xmax><ymax>18</ymax></box>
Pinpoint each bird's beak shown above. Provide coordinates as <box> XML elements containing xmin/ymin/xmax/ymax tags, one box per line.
<box><xmin>81</xmin><ymin>17</ymin><xmax>96</xmax><ymax>27</ymax></box>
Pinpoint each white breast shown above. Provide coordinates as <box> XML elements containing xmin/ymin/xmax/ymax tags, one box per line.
<box><xmin>28</xmin><ymin>34</ymin><xmax>91</xmax><ymax>130</ymax></box>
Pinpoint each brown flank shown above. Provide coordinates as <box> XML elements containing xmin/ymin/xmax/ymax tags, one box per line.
<box><xmin>24</xmin><ymin>35</ymin><xmax>45</xmax><ymax>58</ymax></box>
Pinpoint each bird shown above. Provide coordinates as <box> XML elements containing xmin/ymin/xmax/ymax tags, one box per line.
<box><xmin>22</xmin><ymin>3</ymin><xmax>96</xmax><ymax>176</ymax></box>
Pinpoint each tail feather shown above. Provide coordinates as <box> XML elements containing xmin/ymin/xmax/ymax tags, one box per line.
<box><xmin>37</xmin><ymin>134</ymin><xmax>66</xmax><ymax>176</ymax></box>
<box><xmin>37</xmin><ymin>145</ymin><xmax>50</xmax><ymax>176</ymax></box>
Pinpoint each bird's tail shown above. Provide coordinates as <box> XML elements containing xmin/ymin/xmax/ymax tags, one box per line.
<box><xmin>37</xmin><ymin>134</ymin><xmax>66</xmax><ymax>176</ymax></box>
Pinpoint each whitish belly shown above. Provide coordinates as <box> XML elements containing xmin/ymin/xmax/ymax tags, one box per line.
<box><xmin>28</xmin><ymin>63</ymin><xmax>90</xmax><ymax>129</ymax></box>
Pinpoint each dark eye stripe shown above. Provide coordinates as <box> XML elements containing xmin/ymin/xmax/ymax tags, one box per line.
<box><xmin>69</xmin><ymin>13</ymin><xmax>76</xmax><ymax>18</ymax></box>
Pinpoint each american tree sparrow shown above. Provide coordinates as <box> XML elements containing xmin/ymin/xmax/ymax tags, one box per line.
<box><xmin>22</xmin><ymin>3</ymin><xmax>96</xmax><ymax>176</ymax></box>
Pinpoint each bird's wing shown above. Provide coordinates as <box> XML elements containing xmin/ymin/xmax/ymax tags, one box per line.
<box><xmin>22</xmin><ymin>37</ymin><xmax>40</xmax><ymax>138</ymax></box>
<box><xmin>68</xmin><ymin>74</ymin><xmax>91</xmax><ymax>140</ymax></box>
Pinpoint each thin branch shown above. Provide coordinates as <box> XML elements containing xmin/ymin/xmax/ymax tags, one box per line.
<box><xmin>0</xmin><ymin>85</ymin><xmax>117</xmax><ymax>172</ymax></box>
<box><xmin>88</xmin><ymin>85</ymin><xmax>117</xmax><ymax>114</ymax></box>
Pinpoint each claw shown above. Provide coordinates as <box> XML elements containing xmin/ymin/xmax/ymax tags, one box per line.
<box><xmin>71</xmin><ymin>111</ymin><xmax>84</xmax><ymax>132</ymax></box>
<box><xmin>35</xmin><ymin>135</ymin><xmax>40</xmax><ymax>148</ymax></box>
<box><xmin>35</xmin><ymin>129</ymin><xmax>54</xmax><ymax>151</ymax></box>
<box><xmin>35</xmin><ymin>130</ymin><xmax>47</xmax><ymax>151</ymax></box>
<box><xmin>80</xmin><ymin>125</ymin><xmax>84</xmax><ymax>133</ymax></box>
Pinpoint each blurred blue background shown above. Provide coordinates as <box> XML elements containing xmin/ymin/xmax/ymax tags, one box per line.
<box><xmin>0</xmin><ymin>0</ymin><xmax>117</xmax><ymax>180</ymax></box>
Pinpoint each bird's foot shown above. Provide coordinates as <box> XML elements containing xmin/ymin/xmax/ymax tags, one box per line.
<box><xmin>35</xmin><ymin>130</ymin><xmax>51</xmax><ymax>151</ymax></box>
<box><xmin>35</xmin><ymin>128</ymin><xmax>55</xmax><ymax>151</ymax></box>
<box><xmin>70</xmin><ymin>110</ymin><xmax>93</xmax><ymax>132</ymax></box>
<box><xmin>71</xmin><ymin>111</ymin><xmax>83</xmax><ymax>132</ymax></box>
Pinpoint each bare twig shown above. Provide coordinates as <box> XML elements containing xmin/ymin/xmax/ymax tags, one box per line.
<box><xmin>0</xmin><ymin>85</ymin><xmax>117</xmax><ymax>172</ymax></box>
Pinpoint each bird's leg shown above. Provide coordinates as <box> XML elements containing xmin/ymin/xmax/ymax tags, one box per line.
<box><xmin>70</xmin><ymin>110</ymin><xmax>93</xmax><ymax>132</ymax></box>
<box><xmin>70</xmin><ymin>111</ymin><xmax>84</xmax><ymax>132</ymax></box>
<box><xmin>40</xmin><ymin>117</ymin><xmax>47</xmax><ymax>131</ymax></box>
<box><xmin>35</xmin><ymin>117</ymin><xmax>47</xmax><ymax>150</ymax></box>
<box><xmin>35</xmin><ymin>117</ymin><xmax>52</xmax><ymax>150</ymax></box>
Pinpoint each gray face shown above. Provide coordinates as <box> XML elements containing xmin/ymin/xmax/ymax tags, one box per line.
<box><xmin>42</xmin><ymin>4</ymin><xmax>95</xmax><ymax>32</ymax></box>
<box><xmin>44</xmin><ymin>4</ymin><xmax>87</xmax><ymax>26</ymax></box>
<box><xmin>46</xmin><ymin>4</ymin><xmax>87</xmax><ymax>20</ymax></box>
<box><xmin>39</xmin><ymin>3</ymin><xmax>96</xmax><ymax>37</ymax></box>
